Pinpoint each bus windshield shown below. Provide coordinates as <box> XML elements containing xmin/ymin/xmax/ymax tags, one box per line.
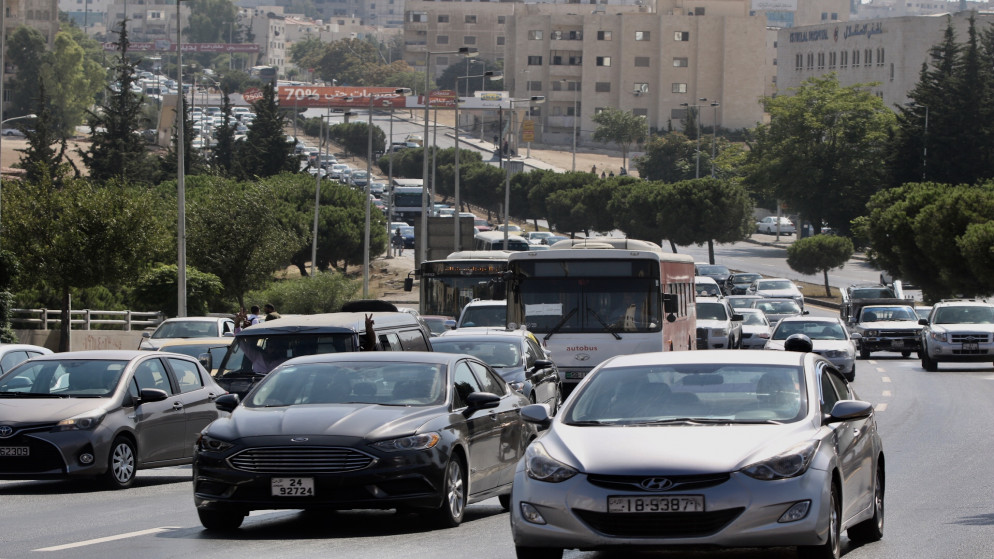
<box><xmin>421</xmin><ymin>260</ymin><xmax>506</xmax><ymax>317</ymax></box>
<box><xmin>513</xmin><ymin>276</ymin><xmax>660</xmax><ymax>334</ymax></box>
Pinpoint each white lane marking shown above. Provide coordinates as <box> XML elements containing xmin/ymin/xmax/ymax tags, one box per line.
<box><xmin>34</xmin><ymin>527</ymin><xmax>179</xmax><ymax>552</ymax></box>
<box><xmin>875</xmin><ymin>403</ymin><xmax>888</xmax><ymax>412</ymax></box>
<box><xmin>882</xmin><ymin>376</ymin><xmax>891</xmax><ymax>383</ymax></box>
<box><xmin>876</xmin><ymin>367</ymin><xmax>886</xmax><ymax>373</ymax></box>
<box><xmin>882</xmin><ymin>390</ymin><xmax>891</xmax><ymax>397</ymax></box>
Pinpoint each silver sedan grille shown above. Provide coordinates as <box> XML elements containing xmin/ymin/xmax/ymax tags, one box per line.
<box><xmin>228</xmin><ymin>446</ymin><xmax>376</xmax><ymax>474</ymax></box>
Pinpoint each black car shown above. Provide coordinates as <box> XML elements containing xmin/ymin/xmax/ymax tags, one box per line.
<box><xmin>725</xmin><ymin>272</ymin><xmax>763</xmax><ymax>295</ymax></box>
<box><xmin>695</xmin><ymin>264</ymin><xmax>732</xmax><ymax>289</ymax></box>
<box><xmin>193</xmin><ymin>352</ymin><xmax>535</xmax><ymax>530</ymax></box>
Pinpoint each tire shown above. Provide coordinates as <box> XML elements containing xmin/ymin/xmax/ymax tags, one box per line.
<box><xmin>901</xmin><ymin>351</ymin><xmax>911</xmax><ymax>358</ymax></box>
<box><xmin>798</xmin><ymin>483</ymin><xmax>841</xmax><ymax>559</ymax></box>
<box><xmin>498</xmin><ymin>493</ymin><xmax>511</xmax><ymax>510</ymax></box>
<box><xmin>515</xmin><ymin>546</ymin><xmax>563</xmax><ymax>559</ymax></box>
<box><xmin>430</xmin><ymin>455</ymin><xmax>467</xmax><ymax>528</ymax></box>
<box><xmin>859</xmin><ymin>346</ymin><xmax>871</xmax><ymax>360</ymax></box>
<box><xmin>198</xmin><ymin>508</ymin><xmax>245</xmax><ymax>531</ymax></box>
<box><xmin>102</xmin><ymin>437</ymin><xmax>137</xmax><ymax>489</ymax></box>
<box><xmin>845</xmin><ymin>362</ymin><xmax>855</xmax><ymax>382</ymax></box>
<box><xmin>922</xmin><ymin>352</ymin><xmax>938</xmax><ymax>372</ymax></box>
<box><xmin>848</xmin><ymin>464</ymin><xmax>885</xmax><ymax>544</ymax></box>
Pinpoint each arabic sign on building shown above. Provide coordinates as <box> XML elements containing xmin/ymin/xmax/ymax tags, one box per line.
<box><xmin>751</xmin><ymin>0</ymin><xmax>796</xmax><ymax>11</ymax></box>
<box><xmin>278</xmin><ymin>86</ymin><xmax>409</xmax><ymax>108</ymax></box>
<box><xmin>102</xmin><ymin>42</ymin><xmax>260</xmax><ymax>53</ymax></box>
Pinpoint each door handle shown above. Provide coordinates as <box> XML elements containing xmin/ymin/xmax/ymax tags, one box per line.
<box><xmin>172</xmin><ymin>402</ymin><xmax>184</xmax><ymax>410</ymax></box>
<box><xmin>207</xmin><ymin>393</ymin><xmax>218</xmax><ymax>401</ymax></box>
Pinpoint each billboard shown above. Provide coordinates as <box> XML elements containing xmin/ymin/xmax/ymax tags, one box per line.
<box><xmin>102</xmin><ymin>42</ymin><xmax>260</xmax><ymax>53</ymax></box>
<box><xmin>751</xmin><ymin>0</ymin><xmax>797</xmax><ymax>11</ymax></box>
<box><xmin>278</xmin><ymin>86</ymin><xmax>410</xmax><ymax>108</ymax></box>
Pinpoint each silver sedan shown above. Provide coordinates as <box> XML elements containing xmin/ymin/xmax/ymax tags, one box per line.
<box><xmin>510</xmin><ymin>350</ymin><xmax>884</xmax><ymax>559</ymax></box>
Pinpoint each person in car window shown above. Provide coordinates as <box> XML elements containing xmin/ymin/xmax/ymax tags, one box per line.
<box><xmin>264</xmin><ymin>304</ymin><xmax>281</xmax><ymax>321</ymax></box>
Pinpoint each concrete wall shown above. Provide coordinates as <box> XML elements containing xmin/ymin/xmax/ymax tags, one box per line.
<box><xmin>15</xmin><ymin>329</ymin><xmax>146</xmax><ymax>352</ymax></box>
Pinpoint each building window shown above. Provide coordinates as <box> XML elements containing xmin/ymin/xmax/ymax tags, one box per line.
<box><xmin>597</xmin><ymin>30</ymin><xmax>612</xmax><ymax>40</ymax></box>
<box><xmin>817</xmin><ymin>52</ymin><xmax>825</xmax><ymax>69</ymax></box>
<box><xmin>635</xmin><ymin>56</ymin><xmax>650</xmax><ymax>67</ymax></box>
<box><xmin>634</xmin><ymin>83</ymin><xmax>649</xmax><ymax>94</ymax></box>
<box><xmin>672</xmin><ymin>108</ymin><xmax>688</xmax><ymax>120</ymax></box>
<box><xmin>865</xmin><ymin>49</ymin><xmax>872</xmax><ymax>65</ymax></box>
<box><xmin>527</xmin><ymin>55</ymin><xmax>543</xmax><ymax>65</ymax></box>
<box><xmin>831</xmin><ymin>12</ymin><xmax>838</xmax><ymax>20</ymax></box>
<box><xmin>497</xmin><ymin>16</ymin><xmax>505</xmax><ymax>24</ymax></box>
<box><xmin>821</xmin><ymin>12</ymin><xmax>828</xmax><ymax>20</ymax></box>
<box><xmin>694</xmin><ymin>7</ymin><xmax>705</xmax><ymax>15</ymax></box>
<box><xmin>829</xmin><ymin>51</ymin><xmax>836</xmax><ymax>69</ymax></box>
<box><xmin>529</xmin><ymin>30</ymin><xmax>543</xmax><ymax>40</ymax></box>
<box><xmin>437</xmin><ymin>15</ymin><xmax>449</xmax><ymax>23</ymax></box>
<box><xmin>633</xmin><ymin>108</ymin><xmax>648</xmax><ymax>117</ymax></box>
<box><xmin>673</xmin><ymin>57</ymin><xmax>689</xmax><ymax>68</ymax></box>
<box><xmin>675</xmin><ymin>31</ymin><xmax>689</xmax><ymax>41</ymax></box>
<box><xmin>595</xmin><ymin>107</ymin><xmax>610</xmax><ymax>115</ymax></box>
<box><xmin>807</xmin><ymin>53</ymin><xmax>814</xmax><ymax>70</ymax></box>
<box><xmin>409</xmin><ymin>11</ymin><xmax>427</xmax><ymax>23</ymax></box>
<box><xmin>596</xmin><ymin>56</ymin><xmax>611</xmax><ymax>66</ymax></box>
<box><xmin>595</xmin><ymin>82</ymin><xmax>611</xmax><ymax>92</ymax></box>
<box><xmin>497</xmin><ymin>36</ymin><xmax>505</xmax><ymax>46</ymax></box>
<box><xmin>890</xmin><ymin>62</ymin><xmax>894</xmax><ymax>81</ymax></box>
<box><xmin>464</xmin><ymin>36</ymin><xmax>476</xmax><ymax>45</ymax></box>
<box><xmin>841</xmin><ymin>50</ymin><xmax>848</xmax><ymax>68</ymax></box>
<box><xmin>672</xmin><ymin>83</ymin><xmax>687</xmax><ymax>93</ymax></box>
<box><xmin>437</xmin><ymin>35</ymin><xmax>448</xmax><ymax>44</ymax></box>
<box><xmin>853</xmin><ymin>49</ymin><xmax>860</xmax><ymax>67</ymax></box>
<box><xmin>465</xmin><ymin>15</ymin><xmax>477</xmax><ymax>23</ymax></box>
<box><xmin>527</xmin><ymin>81</ymin><xmax>542</xmax><ymax>91</ymax></box>
<box><xmin>878</xmin><ymin>48</ymin><xmax>885</xmax><ymax>65</ymax></box>
<box><xmin>795</xmin><ymin>53</ymin><xmax>803</xmax><ymax>71</ymax></box>
<box><xmin>635</xmin><ymin>31</ymin><xmax>650</xmax><ymax>41</ymax></box>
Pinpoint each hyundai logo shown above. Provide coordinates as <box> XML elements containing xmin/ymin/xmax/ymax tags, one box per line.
<box><xmin>575</xmin><ymin>354</ymin><xmax>591</xmax><ymax>361</ymax></box>
<box><xmin>0</xmin><ymin>426</ymin><xmax>12</xmax><ymax>438</ymax></box>
<box><xmin>639</xmin><ymin>477</ymin><xmax>675</xmax><ymax>491</ymax></box>
<box><xmin>290</xmin><ymin>437</ymin><xmax>309</xmax><ymax>443</ymax></box>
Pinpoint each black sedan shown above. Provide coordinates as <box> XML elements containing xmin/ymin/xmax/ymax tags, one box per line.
<box><xmin>193</xmin><ymin>352</ymin><xmax>535</xmax><ymax>530</ymax></box>
<box><xmin>725</xmin><ymin>272</ymin><xmax>763</xmax><ymax>295</ymax></box>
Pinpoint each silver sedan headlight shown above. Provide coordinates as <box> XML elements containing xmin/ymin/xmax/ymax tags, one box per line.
<box><xmin>741</xmin><ymin>440</ymin><xmax>820</xmax><ymax>480</ymax></box>
<box><xmin>525</xmin><ymin>443</ymin><xmax>578</xmax><ymax>483</ymax></box>
<box><xmin>821</xmin><ymin>349</ymin><xmax>850</xmax><ymax>358</ymax></box>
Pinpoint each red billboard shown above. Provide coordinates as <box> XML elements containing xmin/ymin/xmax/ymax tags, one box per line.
<box><xmin>279</xmin><ymin>86</ymin><xmax>409</xmax><ymax>109</ymax></box>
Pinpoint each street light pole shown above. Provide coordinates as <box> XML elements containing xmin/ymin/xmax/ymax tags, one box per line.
<box><xmin>363</xmin><ymin>95</ymin><xmax>374</xmax><ymax>298</ymax></box>
<box><xmin>710</xmin><ymin>101</ymin><xmax>720</xmax><ymax>178</ymax></box>
<box><xmin>453</xmin><ymin>71</ymin><xmax>493</xmax><ymax>253</ymax></box>
<box><xmin>922</xmin><ymin>105</ymin><xmax>929</xmax><ymax>181</ymax></box>
<box><xmin>176</xmin><ymin>0</ymin><xmax>187</xmax><ymax>317</ymax></box>
<box><xmin>563</xmin><ymin>80</ymin><xmax>578</xmax><ymax>172</ymax></box>
<box><xmin>502</xmin><ymin>96</ymin><xmax>545</xmax><ymax>250</ymax></box>
<box><xmin>680</xmin><ymin>98</ymin><xmax>707</xmax><ymax>179</ymax></box>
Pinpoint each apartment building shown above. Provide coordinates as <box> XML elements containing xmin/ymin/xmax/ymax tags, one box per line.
<box><xmin>2</xmin><ymin>0</ymin><xmax>61</xmax><ymax>117</ymax></box>
<box><xmin>236</xmin><ymin>0</ymin><xmax>406</xmax><ymax>28</ymax></box>
<box><xmin>102</xmin><ymin>0</ymin><xmax>189</xmax><ymax>43</ymax></box>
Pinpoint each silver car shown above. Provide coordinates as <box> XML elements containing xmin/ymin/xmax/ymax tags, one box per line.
<box><xmin>765</xmin><ymin>316</ymin><xmax>860</xmax><ymax>381</ymax></box>
<box><xmin>511</xmin><ymin>350</ymin><xmax>884</xmax><ymax>559</ymax></box>
<box><xmin>751</xmin><ymin>297</ymin><xmax>807</xmax><ymax>326</ymax></box>
<box><xmin>738</xmin><ymin>308</ymin><xmax>773</xmax><ymax>349</ymax></box>
<box><xmin>748</xmin><ymin>277</ymin><xmax>806</xmax><ymax>310</ymax></box>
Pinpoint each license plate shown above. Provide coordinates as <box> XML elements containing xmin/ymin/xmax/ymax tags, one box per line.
<box><xmin>963</xmin><ymin>342</ymin><xmax>980</xmax><ymax>351</ymax></box>
<box><xmin>608</xmin><ymin>495</ymin><xmax>704</xmax><ymax>513</ymax></box>
<box><xmin>565</xmin><ymin>371</ymin><xmax>587</xmax><ymax>380</ymax></box>
<box><xmin>0</xmin><ymin>447</ymin><xmax>29</xmax><ymax>457</ymax></box>
<box><xmin>271</xmin><ymin>477</ymin><xmax>314</xmax><ymax>497</ymax></box>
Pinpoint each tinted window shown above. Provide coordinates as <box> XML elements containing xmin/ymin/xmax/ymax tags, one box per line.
<box><xmin>453</xmin><ymin>361</ymin><xmax>484</xmax><ymax>408</ymax></box>
<box><xmin>470</xmin><ymin>361</ymin><xmax>505</xmax><ymax>395</ymax></box>
<box><xmin>819</xmin><ymin>369</ymin><xmax>841</xmax><ymax>415</ymax></box>
<box><xmin>397</xmin><ymin>328</ymin><xmax>430</xmax><ymax>351</ymax></box>
<box><xmin>168</xmin><ymin>357</ymin><xmax>204</xmax><ymax>393</ymax></box>
<box><xmin>134</xmin><ymin>358</ymin><xmax>174</xmax><ymax>394</ymax></box>
<box><xmin>0</xmin><ymin>350</ymin><xmax>29</xmax><ymax>373</ymax></box>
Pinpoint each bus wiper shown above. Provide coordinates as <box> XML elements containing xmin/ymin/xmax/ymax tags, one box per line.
<box><xmin>544</xmin><ymin>307</ymin><xmax>578</xmax><ymax>341</ymax></box>
<box><xmin>586</xmin><ymin>307</ymin><xmax>622</xmax><ymax>340</ymax></box>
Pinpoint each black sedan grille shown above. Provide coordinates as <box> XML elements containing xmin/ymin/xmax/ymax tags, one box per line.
<box><xmin>586</xmin><ymin>473</ymin><xmax>731</xmax><ymax>493</ymax></box>
<box><xmin>228</xmin><ymin>446</ymin><xmax>376</xmax><ymax>474</ymax></box>
<box><xmin>575</xmin><ymin>507</ymin><xmax>744</xmax><ymax>538</ymax></box>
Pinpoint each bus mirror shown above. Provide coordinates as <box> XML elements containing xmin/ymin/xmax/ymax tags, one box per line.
<box><xmin>404</xmin><ymin>273</ymin><xmax>414</xmax><ymax>292</ymax></box>
<box><xmin>662</xmin><ymin>293</ymin><xmax>678</xmax><ymax>314</ymax></box>
<box><xmin>666</xmin><ymin>313</ymin><xmax>677</xmax><ymax>323</ymax></box>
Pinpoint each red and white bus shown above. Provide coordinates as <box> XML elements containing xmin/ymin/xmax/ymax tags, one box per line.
<box><xmin>505</xmin><ymin>238</ymin><xmax>697</xmax><ymax>394</ymax></box>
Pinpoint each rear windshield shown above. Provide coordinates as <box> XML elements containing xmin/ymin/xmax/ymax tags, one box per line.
<box><xmin>217</xmin><ymin>334</ymin><xmax>356</xmax><ymax>376</ymax></box>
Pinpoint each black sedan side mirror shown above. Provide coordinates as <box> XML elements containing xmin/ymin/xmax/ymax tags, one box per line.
<box><xmin>215</xmin><ymin>393</ymin><xmax>241</xmax><ymax>413</ymax></box>
<box><xmin>530</xmin><ymin>359</ymin><xmax>553</xmax><ymax>374</ymax></box>
<box><xmin>918</xmin><ymin>318</ymin><xmax>929</xmax><ymax>326</ymax></box>
<box><xmin>465</xmin><ymin>392</ymin><xmax>500</xmax><ymax>411</ymax></box>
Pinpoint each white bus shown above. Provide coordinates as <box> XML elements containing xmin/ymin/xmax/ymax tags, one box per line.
<box><xmin>506</xmin><ymin>238</ymin><xmax>697</xmax><ymax>395</ymax></box>
<box><xmin>414</xmin><ymin>250</ymin><xmax>512</xmax><ymax>318</ymax></box>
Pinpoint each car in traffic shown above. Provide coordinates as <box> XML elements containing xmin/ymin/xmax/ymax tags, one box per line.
<box><xmin>737</xmin><ymin>308</ymin><xmax>773</xmax><ymax>349</ymax></box>
<box><xmin>350</xmin><ymin>170</ymin><xmax>369</xmax><ymax>187</ymax></box>
<box><xmin>724</xmin><ymin>272</ymin><xmax>763</xmax><ymax>295</ymax></box>
<box><xmin>0</xmin><ymin>343</ymin><xmax>53</xmax><ymax>373</ymax></box>
<box><xmin>155</xmin><ymin>337</ymin><xmax>233</xmax><ymax>376</ymax></box>
<box><xmin>329</xmin><ymin>163</ymin><xmax>350</xmax><ymax>180</ymax></box>
<box><xmin>852</xmin><ymin>304</ymin><xmax>922</xmax><ymax>359</ymax></box>
<box><xmin>456</xmin><ymin>299</ymin><xmax>507</xmax><ymax>329</ymax></box>
<box><xmin>695</xmin><ymin>297</ymin><xmax>743</xmax><ymax>349</ymax></box>
<box><xmin>139</xmin><ymin>316</ymin><xmax>236</xmax><ymax>350</ymax></box>
<box><xmin>524</xmin><ymin>231</ymin><xmax>557</xmax><ymax>245</ymax></box>
<box><xmin>397</xmin><ymin>225</ymin><xmax>416</xmax><ymax>249</ymax></box>
<box><xmin>694</xmin><ymin>276</ymin><xmax>724</xmax><ymax>299</ymax></box>
<box><xmin>765</xmin><ymin>316</ymin><xmax>859</xmax><ymax>381</ymax></box>
<box><xmin>756</xmin><ymin>216</ymin><xmax>796</xmax><ymax>235</ymax></box>
<box><xmin>695</xmin><ymin>264</ymin><xmax>732</xmax><ymax>289</ymax></box>
<box><xmin>510</xmin><ymin>350</ymin><xmax>884</xmax><ymax>559</ymax></box>
<box><xmin>747</xmin><ymin>277</ymin><xmax>805</xmax><ymax>310</ymax></box>
<box><xmin>726</xmin><ymin>294</ymin><xmax>763</xmax><ymax>310</ymax></box>
<box><xmin>421</xmin><ymin>314</ymin><xmax>456</xmax><ymax>335</ymax></box>
<box><xmin>369</xmin><ymin>181</ymin><xmax>386</xmax><ymax>197</ymax></box>
<box><xmin>496</xmin><ymin>224</ymin><xmax>524</xmax><ymax>235</ymax></box>
<box><xmin>433</xmin><ymin>329</ymin><xmax>562</xmax><ymax>413</ymax></box>
<box><xmin>192</xmin><ymin>351</ymin><xmax>536</xmax><ymax>530</ymax></box>
<box><xmin>474</xmin><ymin>218</ymin><xmax>493</xmax><ymax>232</ymax></box>
<box><xmin>918</xmin><ymin>300</ymin><xmax>994</xmax><ymax>371</ymax></box>
<box><xmin>750</xmin><ymin>298</ymin><xmax>807</xmax><ymax>326</ymax></box>
<box><xmin>0</xmin><ymin>350</ymin><xmax>226</xmax><ymax>488</ymax></box>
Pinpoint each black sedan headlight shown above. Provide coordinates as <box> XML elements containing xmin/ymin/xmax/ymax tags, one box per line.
<box><xmin>197</xmin><ymin>434</ymin><xmax>235</xmax><ymax>452</ymax></box>
<box><xmin>372</xmin><ymin>432</ymin><xmax>441</xmax><ymax>452</ymax></box>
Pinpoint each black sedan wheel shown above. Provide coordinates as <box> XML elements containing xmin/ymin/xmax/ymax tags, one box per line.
<box><xmin>430</xmin><ymin>455</ymin><xmax>466</xmax><ymax>528</ymax></box>
<box><xmin>102</xmin><ymin>437</ymin><xmax>136</xmax><ymax>489</ymax></box>
<box><xmin>198</xmin><ymin>508</ymin><xmax>246</xmax><ymax>531</ymax></box>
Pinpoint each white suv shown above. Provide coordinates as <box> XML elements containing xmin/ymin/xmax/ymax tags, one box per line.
<box><xmin>695</xmin><ymin>297</ymin><xmax>743</xmax><ymax>349</ymax></box>
<box><xmin>918</xmin><ymin>300</ymin><xmax>994</xmax><ymax>371</ymax></box>
<box><xmin>456</xmin><ymin>300</ymin><xmax>507</xmax><ymax>329</ymax></box>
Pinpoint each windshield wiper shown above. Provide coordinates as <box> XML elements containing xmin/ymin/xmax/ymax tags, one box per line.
<box><xmin>586</xmin><ymin>307</ymin><xmax>622</xmax><ymax>340</ymax></box>
<box><xmin>544</xmin><ymin>307</ymin><xmax>578</xmax><ymax>342</ymax></box>
<box><xmin>0</xmin><ymin>391</ymin><xmax>70</xmax><ymax>398</ymax></box>
<box><xmin>633</xmin><ymin>418</ymin><xmax>732</xmax><ymax>425</ymax></box>
<box><xmin>564</xmin><ymin>420</ymin><xmax>615</xmax><ymax>426</ymax></box>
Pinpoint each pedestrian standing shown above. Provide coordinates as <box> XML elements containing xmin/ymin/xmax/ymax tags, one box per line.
<box><xmin>264</xmin><ymin>303</ymin><xmax>281</xmax><ymax>321</ymax></box>
<box><xmin>392</xmin><ymin>228</ymin><xmax>405</xmax><ymax>256</ymax></box>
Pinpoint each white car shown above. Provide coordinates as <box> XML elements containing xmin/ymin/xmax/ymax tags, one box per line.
<box><xmin>694</xmin><ymin>276</ymin><xmax>724</xmax><ymax>299</ymax></box>
<box><xmin>329</xmin><ymin>164</ymin><xmax>350</xmax><ymax>180</ymax></box>
<box><xmin>738</xmin><ymin>308</ymin><xmax>773</xmax><ymax>349</ymax></box>
<box><xmin>756</xmin><ymin>216</ymin><xmax>796</xmax><ymax>235</ymax></box>
<box><xmin>695</xmin><ymin>297</ymin><xmax>743</xmax><ymax>349</ymax></box>
<box><xmin>919</xmin><ymin>300</ymin><xmax>994</xmax><ymax>371</ymax></box>
<box><xmin>0</xmin><ymin>343</ymin><xmax>53</xmax><ymax>373</ymax></box>
<box><xmin>748</xmin><ymin>277</ymin><xmax>805</xmax><ymax>310</ymax></box>
<box><xmin>139</xmin><ymin>317</ymin><xmax>236</xmax><ymax>350</ymax></box>
<box><xmin>765</xmin><ymin>316</ymin><xmax>859</xmax><ymax>381</ymax></box>
<box><xmin>456</xmin><ymin>299</ymin><xmax>507</xmax><ymax>329</ymax></box>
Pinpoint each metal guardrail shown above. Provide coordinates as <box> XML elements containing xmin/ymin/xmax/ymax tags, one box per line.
<box><xmin>10</xmin><ymin>309</ymin><xmax>165</xmax><ymax>331</ymax></box>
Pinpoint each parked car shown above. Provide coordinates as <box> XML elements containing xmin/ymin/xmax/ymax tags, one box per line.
<box><xmin>139</xmin><ymin>316</ymin><xmax>236</xmax><ymax>350</ymax></box>
<box><xmin>695</xmin><ymin>297</ymin><xmax>743</xmax><ymax>349</ymax></box>
<box><xmin>750</xmin><ymin>298</ymin><xmax>807</xmax><ymax>326</ymax></box>
<box><xmin>0</xmin><ymin>350</ymin><xmax>226</xmax><ymax>488</ymax></box>
<box><xmin>747</xmin><ymin>277</ymin><xmax>805</xmax><ymax>310</ymax></box>
<box><xmin>918</xmin><ymin>300</ymin><xmax>994</xmax><ymax>371</ymax></box>
<box><xmin>0</xmin><ymin>343</ymin><xmax>53</xmax><ymax>373</ymax></box>
<box><xmin>510</xmin><ymin>350</ymin><xmax>884</xmax><ymax>558</ymax></box>
<box><xmin>737</xmin><ymin>308</ymin><xmax>773</xmax><ymax>349</ymax></box>
<box><xmin>725</xmin><ymin>272</ymin><xmax>763</xmax><ymax>295</ymax></box>
<box><xmin>765</xmin><ymin>316</ymin><xmax>859</xmax><ymax>381</ymax></box>
<box><xmin>433</xmin><ymin>329</ymin><xmax>562</xmax><ymax>413</ymax></box>
<box><xmin>756</xmin><ymin>216</ymin><xmax>796</xmax><ymax>235</ymax></box>
<box><xmin>192</xmin><ymin>351</ymin><xmax>536</xmax><ymax>530</ymax></box>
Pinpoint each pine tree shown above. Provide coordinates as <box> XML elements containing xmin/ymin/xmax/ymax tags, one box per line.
<box><xmin>78</xmin><ymin>20</ymin><xmax>153</xmax><ymax>184</ymax></box>
<box><xmin>156</xmin><ymin>95</ymin><xmax>205</xmax><ymax>182</ymax></box>
<box><xmin>234</xmin><ymin>82</ymin><xmax>298</xmax><ymax>179</ymax></box>
<box><xmin>211</xmin><ymin>90</ymin><xmax>237</xmax><ymax>176</ymax></box>
<box><xmin>18</xmin><ymin>82</ymin><xmax>78</xmax><ymax>186</ymax></box>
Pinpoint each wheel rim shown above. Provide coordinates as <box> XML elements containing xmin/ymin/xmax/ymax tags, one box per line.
<box><xmin>111</xmin><ymin>442</ymin><xmax>135</xmax><ymax>483</ymax></box>
<box><xmin>445</xmin><ymin>460</ymin><xmax>465</xmax><ymax>520</ymax></box>
<box><xmin>829</xmin><ymin>491</ymin><xmax>840</xmax><ymax>557</ymax></box>
<box><xmin>874</xmin><ymin>471</ymin><xmax>885</xmax><ymax>532</ymax></box>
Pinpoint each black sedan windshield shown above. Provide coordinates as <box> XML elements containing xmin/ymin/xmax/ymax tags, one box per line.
<box><xmin>247</xmin><ymin>362</ymin><xmax>447</xmax><ymax>407</ymax></box>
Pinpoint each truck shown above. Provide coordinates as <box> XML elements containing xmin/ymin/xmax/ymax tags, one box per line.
<box><xmin>841</xmin><ymin>282</ymin><xmax>921</xmax><ymax>358</ymax></box>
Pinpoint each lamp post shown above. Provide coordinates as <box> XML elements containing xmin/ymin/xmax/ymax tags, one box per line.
<box><xmin>0</xmin><ymin>114</ymin><xmax>37</xmax><ymax>245</ymax></box>
<box><xmin>679</xmin><ymin>98</ymin><xmax>707</xmax><ymax>179</ymax></box>
<box><xmin>502</xmin><ymin>96</ymin><xmax>545</xmax><ymax>250</ymax></box>
<box><xmin>561</xmin><ymin>79</ymin><xmax>579</xmax><ymax>172</ymax></box>
<box><xmin>421</xmin><ymin>47</ymin><xmax>476</xmax><ymax>263</ymax></box>
<box><xmin>176</xmin><ymin>0</ymin><xmax>187</xmax><ymax>317</ymax></box>
<box><xmin>385</xmin><ymin>88</ymin><xmax>412</xmax><ymax>259</ymax></box>
<box><xmin>921</xmin><ymin>104</ymin><xmax>928</xmax><ymax>181</ymax></box>
<box><xmin>710</xmin><ymin>101</ymin><xmax>720</xmax><ymax>178</ymax></box>
<box><xmin>453</xmin><ymin>71</ymin><xmax>493</xmax><ymax>252</ymax></box>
